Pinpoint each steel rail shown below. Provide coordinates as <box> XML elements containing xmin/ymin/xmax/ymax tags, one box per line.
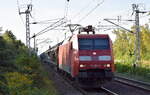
<box><xmin>101</xmin><ymin>86</ymin><xmax>119</xmax><ymax>95</ymax></box>
<box><xmin>115</xmin><ymin>76</ymin><xmax>150</xmax><ymax>92</ymax></box>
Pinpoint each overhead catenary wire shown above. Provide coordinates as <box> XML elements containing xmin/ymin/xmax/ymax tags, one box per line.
<box><xmin>77</xmin><ymin>0</ymin><xmax>105</xmax><ymax>23</ymax></box>
<box><xmin>35</xmin><ymin>18</ymin><xmax>64</xmax><ymax>36</ymax></box>
<box><xmin>104</xmin><ymin>19</ymin><xmax>134</xmax><ymax>33</ymax></box>
<box><xmin>31</xmin><ymin>18</ymin><xmax>66</xmax><ymax>38</ymax></box>
<box><xmin>30</xmin><ymin>0</ymin><xmax>32</xmax><ymax>4</ymax></box>
<box><xmin>31</xmin><ymin>18</ymin><xmax>63</xmax><ymax>24</ymax></box>
<box><xmin>71</xmin><ymin>0</ymin><xmax>94</xmax><ymax>20</ymax></box>
<box><xmin>64</xmin><ymin>0</ymin><xmax>70</xmax><ymax>19</ymax></box>
<box><xmin>36</xmin><ymin>38</ymin><xmax>52</xmax><ymax>46</ymax></box>
<box><xmin>36</xmin><ymin>21</ymin><xmax>66</xmax><ymax>37</ymax></box>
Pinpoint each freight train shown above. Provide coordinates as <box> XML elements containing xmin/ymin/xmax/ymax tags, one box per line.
<box><xmin>44</xmin><ymin>25</ymin><xmax>115</xmax><ymax>87</ymax></box>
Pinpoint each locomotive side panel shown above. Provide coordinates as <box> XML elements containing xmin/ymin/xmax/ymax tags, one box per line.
<box><xmin>58</xmin><ymin>43</ymin><xmax>72</xmax><ymax>74</ymax></box>
<box><xmin>70</xmin><ymin>36</ymin><xmax>80</xmax><ymax>78</ymax></box>
<box><xmin>71</xmin><ymin>48</ymin><xmax>79</xmax><ymax>77</ymax></box>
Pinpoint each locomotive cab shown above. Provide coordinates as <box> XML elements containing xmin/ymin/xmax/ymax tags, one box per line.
<box><xmin>77</xmin><ymin>35</ymin><xmax>114</xmax><ymax>83</ymax></box>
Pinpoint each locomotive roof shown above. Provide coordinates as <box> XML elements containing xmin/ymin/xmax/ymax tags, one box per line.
<box><xmin>77</xmin><ymin>34</ymin><xmax>109</xmax><ymax>37</ymax></box>
<box><xmin>68</xmin><ymin>34</ymin><xmax>110</xmax><ymax>41</ymax></box>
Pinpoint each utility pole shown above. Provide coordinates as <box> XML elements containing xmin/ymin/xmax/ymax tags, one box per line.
<box><xmin>33</xmin><ymin>33</ymin><xmax>36</xmax><ymax>51</ymax></box>
<box><xmin>19</xmin><ymin>4</ymin><xmax>32</xmax><ymax>49</ymax></box>
<box><xmin>117</xmin><ymin>16</ymin><xmax>121</xmax><ymax>31</ymax></box>
<box><xmin>132</xmin><ymin>4</ymin><xmax>146</xmax><ymax>66</ymax></box>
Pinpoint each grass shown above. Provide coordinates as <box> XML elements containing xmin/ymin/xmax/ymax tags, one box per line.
<box><xmin>115</xmin><ymin>61</ymin><xmax>150</xmax><ymax>83</ymax></box>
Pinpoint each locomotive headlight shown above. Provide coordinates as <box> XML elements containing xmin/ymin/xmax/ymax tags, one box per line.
<box><xmin>104</xmin><ymin>64</ymin><xmax>111</xmax><ymax>68</ymax></box>
<box><xmin>80</xmin><ymin>64</ymin><xmax>85</xmax><ymax>67</ymax></box>
<box><xmin>106</xmin><ymin>64</ymin><xmax>110</xmax><ymax>67</ymax></box>
<box><xmin>98</xmin><ymin>56</ymin><xmax>111</xmax><ymax>61</ymax></box>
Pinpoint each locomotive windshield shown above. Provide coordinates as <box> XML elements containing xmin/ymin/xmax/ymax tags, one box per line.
<box><xmin>78</xmin><ymin>38</ymin><xmax>110</xmax><ymax>50</ymax></box>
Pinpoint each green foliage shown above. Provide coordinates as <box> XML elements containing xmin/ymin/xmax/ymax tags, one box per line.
<box><xmin>113</xmin><ymin>25</ymin><xmax>150</xmax><ymax>82</ymax></box>
<box><xmin>113</xmin><ymin>24</ymin><xmax>150</xmax><ymax>63</ymax></box>
<box><xmin>5</xmin><ymin>72</ymin><xmax>33</xmax><ymax>95</ymax></box>
<box><xmin>3</xmin><ymin>30</ymin><xmax>16</xmax><ymax>43</ymax></box>
<box><xmin>140</xmin><ymin>25</ymin><xmax>150</xmax><ymax>60</ymax></box>
<box><xmin>0</xmin><ymin>30</ymin><xmax>57</xmax><ymax>95</ymax></box>
<box><xmin>0</xmin><ymin>75</ymin><xmax>9</xmax><ymax>95</ymax></box>
<box><xmin>116</xmin><ymin>62</ymin><xmax>150</xmax><ymax>82</ymax></box>
<box><xmin>15</xmin><ymin>54</ymin><xmax>46</xmax><ymax>88</ymax></box>
<box><xmin>113</xmin><ymin>29</ymin><xmax>135</xmax><ymax>62</ymax></box>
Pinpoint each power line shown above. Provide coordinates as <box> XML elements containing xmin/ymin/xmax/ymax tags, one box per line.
<box><xmin>31</xmin><ymin>18</ymin><xmax>66</xmax><ymax>51</ymax></box>
<box><xmin>30</xmin><ymin>0</ymin><xmax>32</xmax><ymax>4</ymax></box>
<box><xmin>31</xmin><ymin>18</ymin><xmax>63</xmax><ymax>24</ymax></box>
<box><xmin>104</xmin><ymin>18</ymin><xmax>134</xmax><ymax>33</ymax></box>
<box><xmin>36</xmin><ymin>21</ymin><xmax>66</xmax><ymax>37</ymax></box>
<box><xmin>64</xmin><ymin>0</ymin><xmax>70</xmax><ymax>19</ymax></box>
<box><xmin>78</xmin><ymin>0</ymin><xmax>105</xmax><ymax>23</ymax></box>
<box><xmin>71</xmin><ymin>0</ymin><xmax>93</xmax><ymax>20</ymax></box>
<box><xmin>33</xmin><ymin>18</ymin><xmax>66</xmax><ymax>37</ymax></box>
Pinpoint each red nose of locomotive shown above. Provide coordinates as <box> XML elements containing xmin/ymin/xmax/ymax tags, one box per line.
<box><xmin>79</xmin><ymin>50</ymin><xmax>112</xmax><ymax>69</ymax></box>
<box><xmin>78</xmin><ymin>34</ymin><xmax>114</xmax><ymax>70</ymax></box>
<box><xmin>75</xmin><ymin>34</ymin><xmax>115</xmax><ymax>80</ymax></box>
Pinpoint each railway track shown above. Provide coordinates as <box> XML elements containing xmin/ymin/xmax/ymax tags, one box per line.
<box><xmin>115</xmin><ymin>75</ymin><xmax>150</xmax><ymax>92</ymax></box>
<box><xmin>46</xmin><ymin>62</ymin><xmax>118</xmax><ymax>95</ymax></box>
<box><xmin>58</xmin><ymin>69</ymin><xmax>119</xmax><ymax>95</ymax></box>
<box><xmin>43</xmin><ymin>61</ymin><xmax>150</xmax><ymax>95</ymax></box>
<box><xmin>100</xmin><ymin>87</ymin><xmax>119</xmax><ymax>95</ymax></box>
<box><xmin>78</xmin><ymin>86</ymin><xmax>119</xmax><ymax>95</ymax></box>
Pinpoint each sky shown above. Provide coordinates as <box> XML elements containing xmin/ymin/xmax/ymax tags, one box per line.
<box><xmin>0</xmin><ymin>0</ymin><xmax>150</xmax><ymax>53</ymax></box>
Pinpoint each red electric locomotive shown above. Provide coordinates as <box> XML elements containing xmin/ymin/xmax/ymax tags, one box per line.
<box><xmin>50</xmin><ymin>25</ymin><xmax>115</xmax><ymax>87</ymax></box>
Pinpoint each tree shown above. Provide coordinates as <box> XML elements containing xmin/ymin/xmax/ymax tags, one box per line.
<box><xmin>113</xmin><ymin>29</ymin><xmax>135</xmax><ymax>63</ymax></box>
<box><xmin>140</xmin><ymin>24</ymin><xmax>150</xmax><ymax>60</ymax></box>
<box><xmin>113</xmin><ymin>24</ymin><xmax>150</xmax><ymax>64</ymax></box>
<box><xmin>3</xmin><ymin>30</ymin><xmax>16</xmax><ymax>43</ymax></box>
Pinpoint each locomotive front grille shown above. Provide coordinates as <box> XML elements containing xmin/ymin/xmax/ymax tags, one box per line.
<box><xmin>78</xmin><ymin>69</ymin><xmax>113</xmax><ymax>79</ymax></box>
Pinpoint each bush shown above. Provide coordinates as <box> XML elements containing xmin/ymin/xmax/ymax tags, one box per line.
<box><xmin>5</xmin><ymin>72</ymin><xmax>33</xmax><ymax>95</ymax></box>
<box><xmin>15</xmin><ymin>54</ymin><xmax>46</xmax><ymax>87</ymax></box>
<box><xmin>115</xmin><ymin>62</ymin><xmax>150</xmax><ymax>80</ymax></box>
<box><xmin>0</xmin><ymin>30</ymin><xmax>58</xmax><ymax>95</ymax></box>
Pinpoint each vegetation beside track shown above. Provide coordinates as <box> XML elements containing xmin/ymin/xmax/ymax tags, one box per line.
<box><xmin>115</xmin><ymin>62</ymin><xmax>150</xmax><ymax>83</ymax></box>
<box><xmin>0</xmin><ymin>30</ymin><xmax>57</xmax><ymax>95</ymax></box>
<box><xmin>113</xmin><ymin>24</ymin><xmax>150</xmax><ymax>83</ymax></box>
